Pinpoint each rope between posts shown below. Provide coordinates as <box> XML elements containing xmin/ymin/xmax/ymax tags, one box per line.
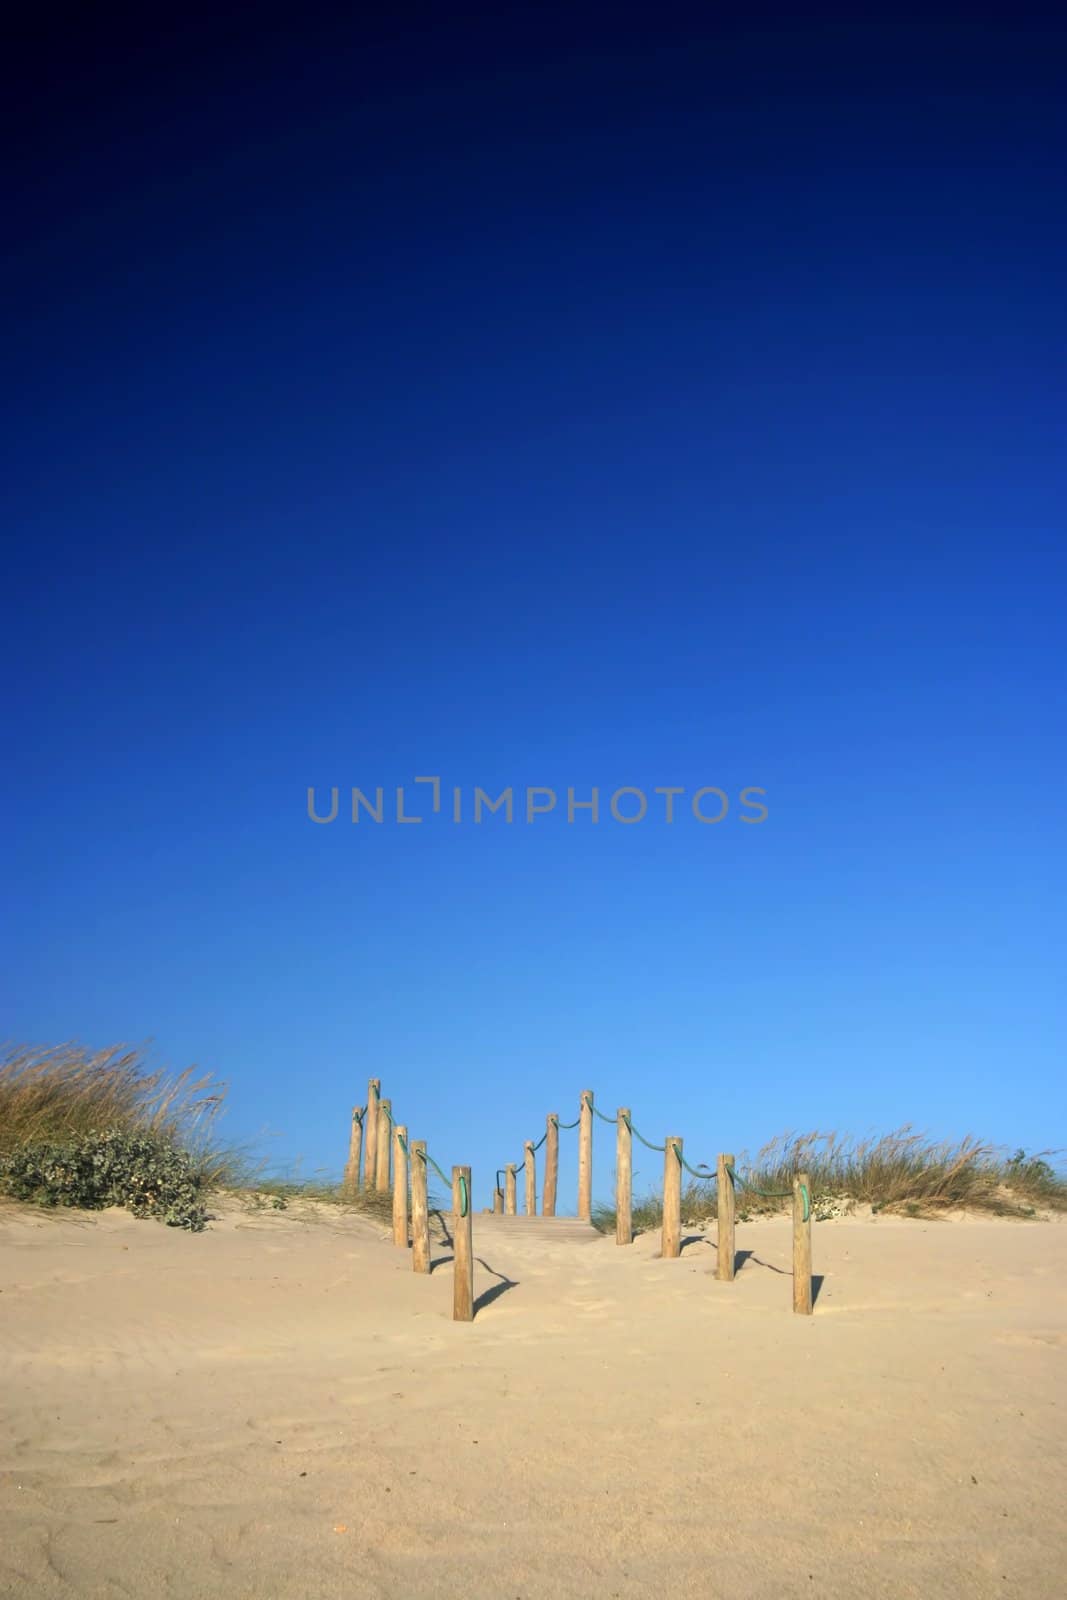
<box><xmin>412</xmin><ymin>1145</ymin><xmax>467</xmax><ymax>1215</ymax></box>
<box><xmin>418</xmin><ymin>1147</ymin><xmax>451</xmax><ymax>1189</ymax></box>
<box><xmin>671</xmin><ymin>1141</ymin><xmax>715</xmax><ymax>1180</ymax></box>
<box><xmin>622</xmin><ymin>1113</ymin><xmax>666</xmax><ymax>1153</ymax></box>
<box><xmin>725</xmin><ymin>1163</ymin><xmax>792</xmax><ymax>1198</ymax></box>
<box><xmin>495</xmin><ymin>1107</ymin><xmax>578</xmax><ymax>1202</ymax></box>
<box><xmin>585</xmin><ymin>1092</ymin><xmax>616</xmax><ymax>1126</ymax></box>
<box><xmin>490</xmin><ymin>1101</ymin><xmax>812</xmax><ymax>1225</ymax></box>
<box><xmin>726</xmin><ymin>1164</ymin><xmax>810</xmax><ymax>1222</ymax></box>
<box><xmin>369</xmin><ymin>1101</ymin><xmax>469</xmax><ymax>1217</ymax></box>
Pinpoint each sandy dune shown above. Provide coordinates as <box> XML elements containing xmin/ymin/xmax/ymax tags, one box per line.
<box><xmin>1</xmin><ymin>1199</ymin><xmax>1064</xmax><ymax>1598</ymax></box>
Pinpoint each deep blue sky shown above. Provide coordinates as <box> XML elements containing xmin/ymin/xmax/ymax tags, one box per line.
<box><xmin>3</xmin><ymin>8</ymin><xmax>1065</xmax><ymax>1205</ymax></box>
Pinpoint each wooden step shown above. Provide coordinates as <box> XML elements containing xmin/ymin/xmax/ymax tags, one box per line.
<box><xmin>471</xmin><ymin>1213</ymin><xmax>603</xmax><ymax>1242</ymax></box>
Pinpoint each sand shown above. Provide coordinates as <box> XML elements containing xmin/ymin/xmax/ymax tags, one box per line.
<box><xmin>1</xmin><ymin>1198</ymin><xmax>1064</xmax><ymax>1599</ymax></box>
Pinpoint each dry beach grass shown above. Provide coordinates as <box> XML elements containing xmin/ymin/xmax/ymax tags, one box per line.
<box><xmin>0</xmin><ymin>1043</ymin><xmax>228</xmax><ymax>1165</ymax></box>
<box><xmin>594</xmin><ymin>1128</ymin><xmax>1067</xmax><ymax>1236</ymax></box>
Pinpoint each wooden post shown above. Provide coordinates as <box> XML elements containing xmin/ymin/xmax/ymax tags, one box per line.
<box><xmin>452</xmin><ymin>1166</ymin><xmax>474</xmax><ymax>1322</ymax></box>
<box><xmin>717</xmin><ymin>1152</ymin><xmax>736</xmax><ymax>1281</ymax></box>
<box><xmin>375</xmin><ymin>1099</ymin><xmax>392</xmax><ymax>1192</ymax></box>
<box><xmin>493</xmin><ymin>1186</ymin><xmax>503</xmax><ymax>1214</ymax></box>
<box><xmin>392</xmin><ymin>1124</ymin><xmax>409</xmax><ymax>1247</ymax></box>
<box><xmin>662</xmin><ymin>1137</ymin><xmax>682</xmax><ymax>1259</ymax></box>
<box><xmin>543</xmin><ymin>1114</ymin><xmax>559</xmax><ymax>1216</ymax></box>
<box><xmin>524</xmin><ymin>1141</ymin><xmax>536</xmax><ymax>1216</ymax></box>
<box><xmin>410</xmin><ymin>1140</ymin><xmax>430</xmax><ymax>1274</ymax></box>
<box><xmin>505</xmin><ymin>1163</ymin><xmax>517</xmax><ymax>1215</ymax></box>
<box><xmin>343</xmin><ymin>1106</ymin><xmax>363</xmax><ymax>1194</ymax></box>
<box><xmin>363</xmin><ymin>1079</ymin><xmax>380</xmax><ymax>1196</ymax></box>
<box><xmin>616</xmin><ymin>1108</ymin><xmax>632</xmax><ymax>1245</ymax></box>
<box><xmin>578</xmin><ymin>1090</ymin><xmax>593</xmax><ymax>1221</ymax></box>
<box><xmin>793</xmin><ymin>1171</ymin><xmax>813</xmax><ymax>1315</ymax></box>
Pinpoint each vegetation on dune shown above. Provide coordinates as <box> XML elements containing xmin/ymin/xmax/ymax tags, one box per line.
<box><xmin>0</xmin><ymin>1042</ymin><xmax>227</xmax><ymax>1163</ymax></box>
<box><xmin>591</xmin><ymin>1127</ymin><xmax>1067</xmax><ymax>1234</ymax></box>
<box><xmin>2</xmin><ymin>1129</ymin><xmax>212</xmax><ymax>1230</ymax></box>
<box><xmin>236</xmin><ymin>1173</ymin><xmax>398</xmax><ymax>1225</ymax></box>
<box><xmin>0</xmin><ymin>1043</ymin><xmax>235</xmax><ymax>1230</ymax></box>
<box><xmin>0</xmin><ymin>1043</ymin><xmax>394</xmax><ymax>1230</ymax></box>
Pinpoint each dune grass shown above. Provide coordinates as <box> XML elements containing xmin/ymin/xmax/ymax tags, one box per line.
<box><xmin>0</xmin><ymin>1042</ymin><xmax>226</xmax><ymax>1158</ymax></box>
<box><xmin>0</xmin><ymin>1043</ymin><xmax>394</xmax><ymax>1227</ymax></box>
<box><xmin>234</xmin><ymin>1172</ymin><xmax>398</xmax><ymax>1225</ymax></box>
<box><xmin>0</xmin><ymin>1041</ymin><xmax>237</xmax><ymax>1180</ymax></box>
<box><xmin>592</xmin><ymin>1127</ymin><xmax>1067</xmax><ymax>1233</ymax></box>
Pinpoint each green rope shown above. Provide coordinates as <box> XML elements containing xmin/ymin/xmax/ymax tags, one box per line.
<box><xmin>725</xmin><ymin>1164</ymin><xmax>790</xmax><ymax>1198</ymax></box>
<box><xmin>374</xmin><ymin>1108</ymin><xmax>469</xmax><ymax>1217</ymax></box>
<box><xmin>554</xmin><ymin>1112</ymin><xmax>581</xmax><ymax>1130</ymax></box>
<box><xmin>673</xmin><ymin>1143</ymin><xmax>715</xmax><ymax>1180</ymax></box>
<box><xmin>530</xmin><ymin>1131</ymin><xmax>548</xmax><ymax>1152</ymax></box>
<box><xmin>623</xmin><ymin>1113</ymin><xmax>666</xmax><ymax>1153</ymax></box>
<box><xmin>352</xmin><ymin>1107</ymin><xmax>363</xmax><ymax>1124</ymax></box>
<box><xmin>584</xmin><ymin>1092</ymin><xmax>616</xmax><ymax>1127</ymax></box>
<box><xmin>726</xmin><ymin>1165</ymin><xmax>810</xmax><ymax>1219</ymax></box>
<box><xmin>412</xmin><ymin>1148</ymin><xmax>469</xmax><ymax>1216</ymax></box>
<box><xmin>417</xmin><ymin>1148</ymin><xmax>452</xmax><ymax>1190</ymax></box>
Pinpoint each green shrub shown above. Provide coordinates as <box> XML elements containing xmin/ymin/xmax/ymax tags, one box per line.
<box><xmin>0</xmin><ymin>1128</ymin><xmax>209</xmax><ymax>1230</ymax></box>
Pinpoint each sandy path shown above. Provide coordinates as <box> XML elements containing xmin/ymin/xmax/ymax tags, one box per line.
<box><xmin>1</xmin><ymin>1201</ymin><xmax>1064</xmax><ymax>1598</ymax></box>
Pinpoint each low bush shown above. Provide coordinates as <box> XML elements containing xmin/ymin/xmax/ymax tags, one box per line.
<box><xmin>0</xmin><ymin>1128</ymin><xmax>210</xmax><ymax>1230</ymax></box>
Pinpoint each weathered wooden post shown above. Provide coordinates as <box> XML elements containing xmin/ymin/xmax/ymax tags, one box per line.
<box><xmin>363</xmin><ymin>1079</ymin><xmax>380</xmax><ymax>1196</ymax></box>
<box><xmin>392</xmin><ymin>1124</ymin><xmax>409</xmax><ymax>1247</ymax></box>
<box><xmin>343</xmin><ymin>1106</ymin><xmax>364</xmax><ymax>1194</ymax></box>
<box><xmin>524</xmin><ymin>1140</ymin><xmax>536</xmax><ymax>1216</ymax></box>
<box><xmin>493</xmin><ymin>1185</ymin><xmax>504</xmax><ymax>1214</ymax></box>
<box><xmin>410</xmin><ymin>1140</ymin><xmax>431</xmax><ymax>1273</ymax></box>
<box><xmin>793</xmin><ymin>1172</ymin><xmax>813</xmax><ymax>1315</ymax></box>
<box><xmin>717</xmin><ymin>1152</ymin><xmax>736</xmax><ymax>1281</ymax></box>
<box><xmin>452</xmin><ymin>1166</ymin><xmax>474</xmax><ymax>1322</ymax></box>
<box><xmin>616</xmin><ymin>1108</ymin><xmax>632</xmax><ymax>1245</ymax></box>
<box><xmin>375</xmin><ymin>1099</ymin><xmax>392</xmax><ymax>1192</ymax></box>
<box><xmin>505</xmin><ymin>1163</ymin><xmax>517</xmax><ymax>1215</ymax></box>
<box><xmin>578</xmin><ymin>1090</ymin><xmax>593</xmax><ymax>1221</ymax></box>
<box><xmin>662</xmin><ymin>1137</ymin><xmax>682</xmax><ymax>1259</ymax></box>
<box><xmin>543</xmin><ymin>1114</ymin><xmax>559</xmax><ymax>1216</ymax></box>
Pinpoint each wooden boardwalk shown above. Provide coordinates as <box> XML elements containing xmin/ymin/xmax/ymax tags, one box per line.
<box><xmin>472</xmin><ymin>1213</ymin><xmax>602</xmax><ymax>1245</ymax></box>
